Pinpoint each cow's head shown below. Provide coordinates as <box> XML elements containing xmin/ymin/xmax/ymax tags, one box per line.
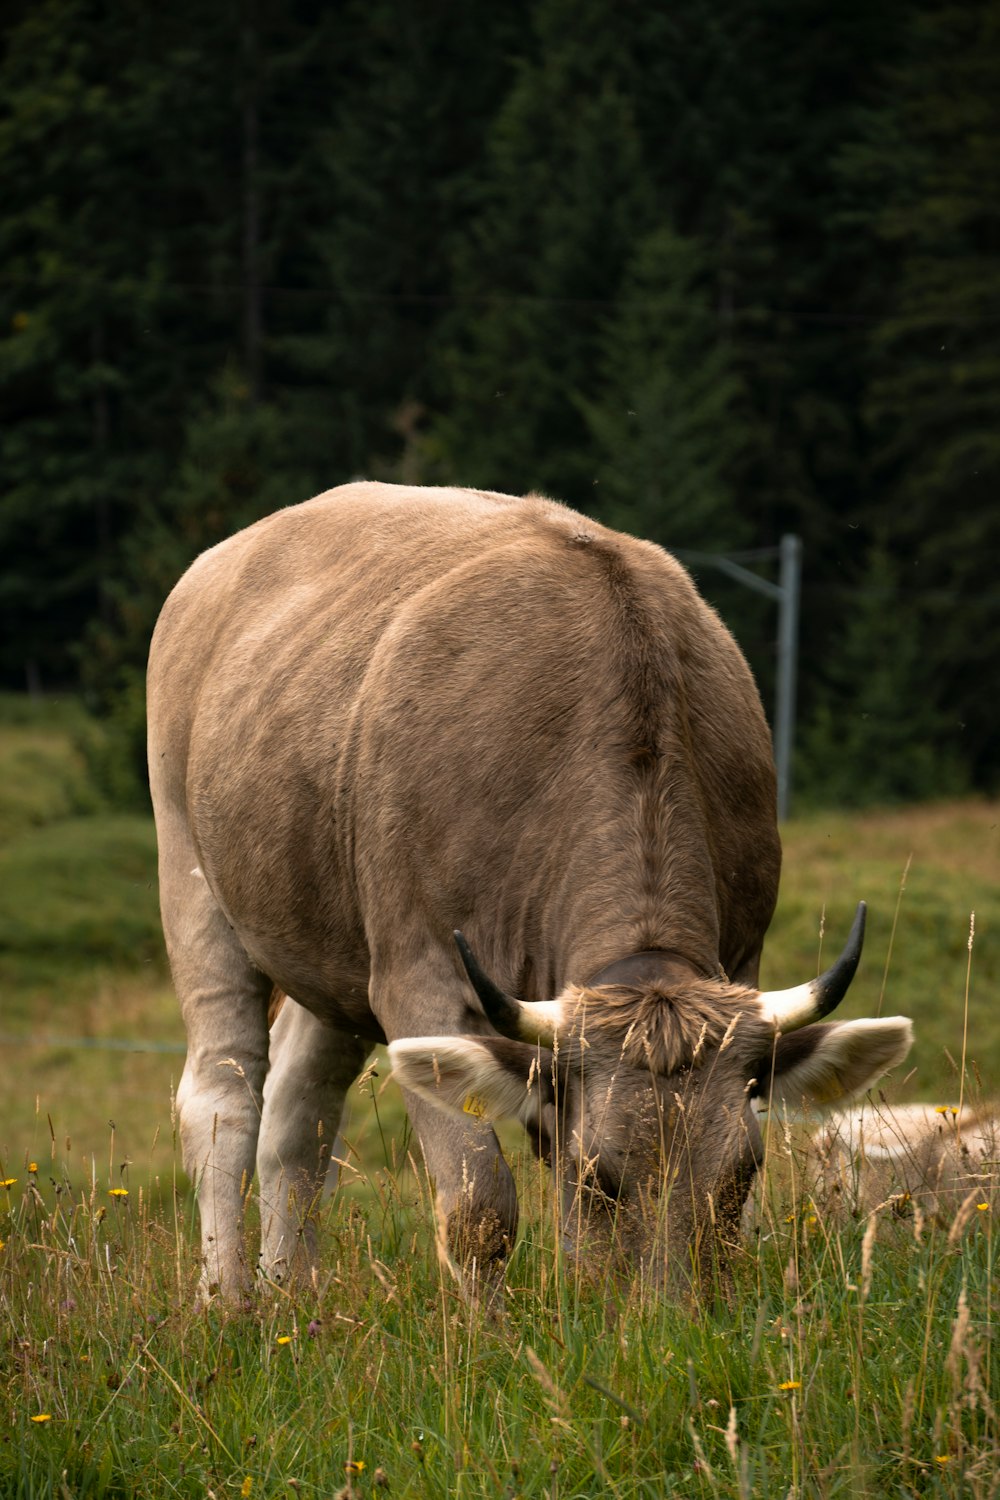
<box><xmin>389</xmin><ymin>904</ymin><xmax>912</xmax><ymax>1294</ymax></box>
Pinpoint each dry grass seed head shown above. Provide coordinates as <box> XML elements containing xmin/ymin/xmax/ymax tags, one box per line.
<box><xmin>947</xmin><ymin>1187</ymin><xmax>982</xmax><ymax>1247</ymax></box>
<box><xmin>860</xmin><ymin>1214</ymin><xmax>877</xmax><ymax>1300</ymax></box>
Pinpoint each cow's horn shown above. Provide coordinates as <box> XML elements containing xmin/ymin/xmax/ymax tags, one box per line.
<box><xmin>756</xmin><ymin>901</ymin><xmax>867</xmax><ymax>1031</ymax></box>
<box><xmin>453</xmin><ymin>931</ymin><xmax>560</xmax><ymax>1046</ymax></box>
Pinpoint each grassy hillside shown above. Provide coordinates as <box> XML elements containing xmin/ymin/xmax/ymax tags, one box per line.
<box><xmin>765</xmin><ymin>801</ymin><xmax>999</xmax><ymax>1107</ymax></box>
<box><xmin>0</xmin><ymin>697</ymin><xmax>176</xmax><ymax>1186</ymax></box>
<box><xmin>1</xmin><ymin>694</ymin><xmax>998</xmax><ymax>1188</ymax></box>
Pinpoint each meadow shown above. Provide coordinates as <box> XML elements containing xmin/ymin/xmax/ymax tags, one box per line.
<box><xmin>1</xmin><ymin>696</ymin><xmax>998</xmax><ymax>1497</ymax></box>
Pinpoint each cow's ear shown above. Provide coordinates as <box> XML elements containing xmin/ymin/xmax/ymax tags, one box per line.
<box><xmin>757</xmin><ymin>1017</ymin><xmax>913</xmax><ymax>1111</ymax></box>
<box><xmin>388</xmin><ymin>1036</ymin><xmax>552</xmax><ymax>1124</ymax></box>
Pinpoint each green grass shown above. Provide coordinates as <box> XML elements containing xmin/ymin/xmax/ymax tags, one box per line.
<box><xmin>765</xmin><ymin>800</ymin><xmax>1000</xmax><ymax>1106</ymax></box>
<box><xmin>1</xmin><ymin>1130</ymin><xmax>996</xmax><ymax>1498</ymax></box>
<box><xmin>0</xmin><ymin>698</ymin><xmax>174</xmax><ymax>1186</ymax></box>
<box><xmin>0</xmin><ymin>693</ymin><xmax>102</xmax><ymax>846</ymax></box>
<box><xmin>0</xmin><ymin>816</ymin><xmax>162</xmax><ymax>995</ymax></box>
<box><xmin>0</xmin><ymin>695</ymin><xmax>161</xmax><ymax>1011</ymax></box>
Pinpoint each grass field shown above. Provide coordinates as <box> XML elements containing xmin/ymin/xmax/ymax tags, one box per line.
<box><xmin>3</xmin><ymin>1135</ymin><xmax>997</xmax><ymax>1499</ymax></box>
<box><xmin>1</xmin><ymin>697</ymin><xmax>998</xmax><ymax>1496</ymax></box>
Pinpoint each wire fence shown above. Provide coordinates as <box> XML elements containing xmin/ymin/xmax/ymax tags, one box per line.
<box><xmin>0</xmin><ymin>1033</ymin><xmax>185</xmax><ymax>1054</ymax></box>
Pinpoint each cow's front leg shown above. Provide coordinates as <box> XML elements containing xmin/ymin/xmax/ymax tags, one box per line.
<box><xmin>401</xmin><ymin>1089</ymin><xmax>519</xmax><ymax>1306</ymax></box>
<box><xmin>370</xmin><ymin>956</ymin><xmax>519</xmax><ymax>1302</ymax></box>
<box><xmin>257</xmin><ymin>1000</ymin><xmax>366</xmax><ymax>1289</ymax></box>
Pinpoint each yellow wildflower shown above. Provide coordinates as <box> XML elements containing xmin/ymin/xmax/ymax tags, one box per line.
<box><xmin>31</xmin><ymin>1414</ymin><xmax>52</xmax><ymax>1424</ymax></box>
<box><xmin>276</xmin><ymin>1335</ymin><xmax>292</xmax><ymax>1345</ymax></box>
<box><xmin>977</xmin><ymin>1202</ymin><xmax>990</xmax><ymax>1212</ymax></box>
<box><xmin>109</xmin><ymin>1188</ymin><xmax>129</xmax><ymax>1198</ymax></box>
<box><xmin>935</xmin><ymin>1106</ymin><xmax>958</xmax><ymax>1116</ymax></box>
<box><xmin>935</xmin><ymin>1455</ymin><xmax>951</xmax><ymax>1465</ymax></box>
<box><xmin>241</xmin><ymin>1478</ymin><xmax>253</xmax><ymax>1498</ymax></box>
<box><xmin>28</xmin><ymin>1162</ymin><xmax>38</xmax><ymax>1173</ymax></box>
<box><xmin>345</xmin><ymin>1460</ymin><xmax>365</xmax><ymax>1475</ymax></box>
<box><xmin>1</xmin><ymin>1178</ymin><xmax>16</xmax><ymax>1189</ymax></box>
<box><xmin>778</xmin><ymin>1380</ymin><xmax>801</xmax><ymax>1391</ymax></box>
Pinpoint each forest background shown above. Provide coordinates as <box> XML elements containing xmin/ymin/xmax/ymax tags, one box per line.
<box><xmin>1</xmin><ymin>0</ymin><xmax>998</xmax><ymax>812</ymax></box>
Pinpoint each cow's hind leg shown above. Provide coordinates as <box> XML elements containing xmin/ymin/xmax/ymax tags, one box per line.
<box><xmin>257</xmin><ymin>1000</ymin><xmax>366</xmax><ymax>1289</ymax></box>
<box><xmin>159</xmin><ymin>819</ymin><xmax>272</xmax><ymax>1300</ymax></box>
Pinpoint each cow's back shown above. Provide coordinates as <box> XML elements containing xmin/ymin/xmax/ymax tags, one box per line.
<box><xmin>149</xmin><ymin>483</ymin><xmax>532</xmax><ymax>775</ymax></box>
<box><xmin>148</xmin><ymin>481</ymin><xmax>779</xmax><ymax>1011</ymax></box>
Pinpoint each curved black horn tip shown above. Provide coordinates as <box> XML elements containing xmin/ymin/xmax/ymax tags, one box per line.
<box><xmin>814</xmin><ymin>900</ymin><xmax>867</xmax><ymax>1018</ymax></box>
<box><xmin>453</xmin><ymin>930</ymin><xmax>523</xmax><ymax>1039</ymax></box>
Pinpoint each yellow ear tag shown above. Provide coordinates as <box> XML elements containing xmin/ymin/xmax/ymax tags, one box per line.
<box><xmin>463</xmin><ymin>1093</ymin><xmax>488</xmax><ymax>1119</ymax></box>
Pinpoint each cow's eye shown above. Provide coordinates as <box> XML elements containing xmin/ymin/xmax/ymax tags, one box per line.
<box><xmin>590</xmin><ymin>1157</ymin><xmax>622</xmax><ymax>1203</ymax></box>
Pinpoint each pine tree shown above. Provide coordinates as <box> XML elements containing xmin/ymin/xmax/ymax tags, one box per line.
<box><xmin>0</xmin><ymin>0</ymin><xmax>343</xmax><ymax>688</ymax></box>
<box><xmin>424</xmin><ymin>0</ymin><xmax>651</xmax><ymax>501</ymax></box>
<box><xmin>798</xmin><ymin>542</ymin><xmax>968</xmax><ymax>805</ymax></box>
<box><xmin>833</xmin><ymin>0</ymin><xmax>1000</xmax><ymax>789</ymax></box>
<box><xmin>305</xmin><ymin>0</ymin><xmax>532</xmax><ymax>481</ymax></box>
<box><xmin>0</xmin><ymin>0</ymin><xmax>176</xmax><ymax>686</ymax></box>
<box><xmin>580</xmin><ymin>227</ymin><xmax>748</xmax><ymax>552</ymax></box>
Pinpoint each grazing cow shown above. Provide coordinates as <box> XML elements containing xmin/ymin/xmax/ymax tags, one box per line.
<box><xmin>147</xmin><ymin>481</ymin><xmax>912</xmax><ymax>1299</ymax></box>
<box><xmin>798</xmin><ymin>1100</ymin><xmax>999</xmax><ymax>1224</ymax></box>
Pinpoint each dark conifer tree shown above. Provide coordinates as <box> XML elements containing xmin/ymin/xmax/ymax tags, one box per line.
<box><xmin>836</xmin><ymin>0</ymin><xmax>1000</xmax><ymax>790</ymax></box>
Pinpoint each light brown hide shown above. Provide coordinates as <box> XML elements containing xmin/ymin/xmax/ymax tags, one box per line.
<box><xmin>804</xmin><ymin>1101</ymin><xmax>999</xmax><ymax>1224</ymax></box>
<box><xmin>147</xmin><ymin>480</ymin><xmax>842</xmax><ymax>1298</ymax></box>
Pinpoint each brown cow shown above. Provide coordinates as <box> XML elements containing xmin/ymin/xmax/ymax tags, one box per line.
<box><xmin>147</xmin><ymin>481</ymin><xmax>912</xmax><ymax>1299</ymax></box>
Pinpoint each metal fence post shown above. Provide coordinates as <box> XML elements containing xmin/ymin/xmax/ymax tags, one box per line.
<box><xmin>674</xmin><ymin>536</ymin><xmax>801</xmax><ymax>821</ymax></box>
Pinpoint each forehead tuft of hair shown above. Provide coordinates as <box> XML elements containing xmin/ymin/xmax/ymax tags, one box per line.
<box><xmin>569</xmin><ymin>976</ymin><xmax>765</xmax><ymax>1074</ymax></box>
